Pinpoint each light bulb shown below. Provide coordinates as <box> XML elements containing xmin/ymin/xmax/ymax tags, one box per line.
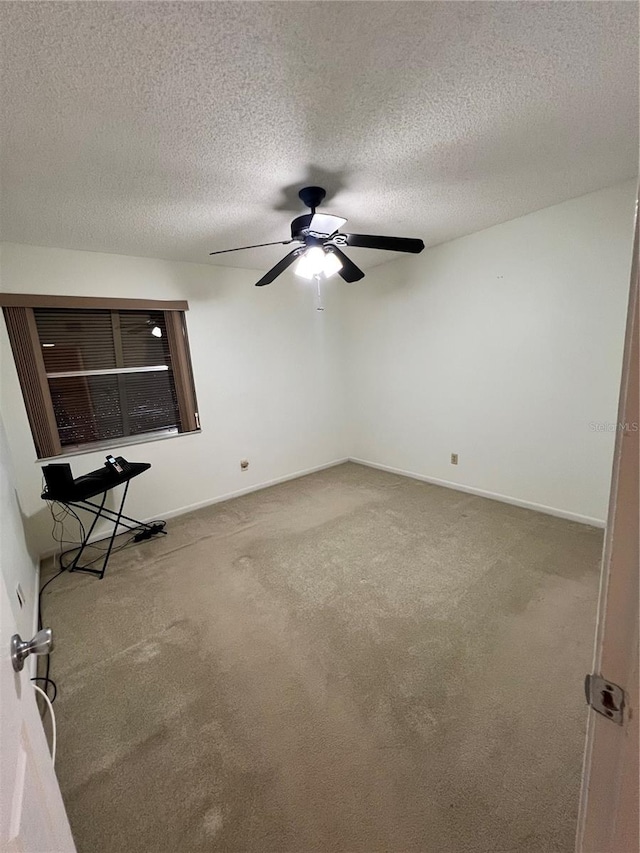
<box><xmin>151</xmin><ymin>326</ymin><xmax>162</xmax><ymax>338</ymax></box>
<box><xmin>322</xmin><ymin>251</ymin><xmax>342</xmax><ymax>278</ymax></box>
<box><xmin>295</xmin><ymin>246</ymin><xmax>326</xmax><ymax>279</ymax></box>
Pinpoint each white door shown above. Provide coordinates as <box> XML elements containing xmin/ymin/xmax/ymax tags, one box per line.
<box><xmin>0</xmin><ymin>479</ymin><xmax>76</xmax><ymax>850</ymax></box>
<box><xmin>575</xmin><ymin>199</ymin><xmax>639</xmax><ymax>851</ymax></box>
<box><xmin>1</xmin><ymin>577</ymin><xmax>76</xmax><ymax>852</ymax></box>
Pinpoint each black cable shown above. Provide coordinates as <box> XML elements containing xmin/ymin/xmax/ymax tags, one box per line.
<box><xmin>53</xmin><ymin>499</ymin><xmax>130</xmax><ymax>568</ymax></box>
<box><xmin>37</xmin><ymin>565</ymin><xmax>66</xmax><ymax>711</ymax></box>
<box><xmin>46</xmin><ymin>499</ymin><xmax>85</xmax><ymax>566</ymax></box>
<box><xmin>38</xmin><ymin>566</ymin><xmax>66</xmax><ymax>629</ymax></box>
<box><xmin>38</xmin><ymin>498</ymin><xmax>82</xmax><ymax>707</ymax></box>
<box><xmin>61</xmin><ymin>531</ymin><xmax>140</xmax><ymax>570</ymax></box>
<box><xmin>58</xmin><ymin>502</ymin><xmax>86</xmax><ymax>543</ymax></box>
<box><xmin>30</xmin><ymin>676</ymin><xmax>58</xmax><ymax>704</ymax></box>
<box><xmin>57</xmin><ymin>516</ymin><xmax>167</xmax><ymax>569</ymax></box>
<box><xmin>57</xmin><ymin>521</ymin><xmax>162</xmax><ymax>569</ymax></box>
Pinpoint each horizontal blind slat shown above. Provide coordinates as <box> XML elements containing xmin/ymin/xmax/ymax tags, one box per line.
<box><xmin>46</xmin><ymin>366</ymin><xmax>169</xmax><ymax>378</ymax></box>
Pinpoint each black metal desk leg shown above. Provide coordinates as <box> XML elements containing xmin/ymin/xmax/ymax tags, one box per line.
<box><xmin>77</xmin><ymin>500</ymin><xmax>161</xmax><ymax>534</ymax></box>
<box><xmin>98</xmin><ymin>480</ymin><xmax>131</xmax><ymax>579</ymax></box>
<box><xmin>69</xmin><ymin>491</ymin><xmax>108</xmax><ymax>573</ymax></box>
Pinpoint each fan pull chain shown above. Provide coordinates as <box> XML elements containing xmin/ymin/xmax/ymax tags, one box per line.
<box><xmin>315</xmin><ymin>276</ymin><xmax>325</xmax><ymax>311</ymax></box>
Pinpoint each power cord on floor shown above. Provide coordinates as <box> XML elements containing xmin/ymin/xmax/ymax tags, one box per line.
<box><xmin>33</xmin><ymin>682</ymin><xmax>56</xmax><ymax>765</ymax></box>
<box><xmin>34</xmin><ymin>565</ymin><xmax>65</xmax><ymax>712</ymax></box>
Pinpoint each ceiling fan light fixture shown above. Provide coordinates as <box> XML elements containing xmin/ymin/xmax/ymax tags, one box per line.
<box><xmin>295</xmin><ymin>246</ymin><xmax>326</xmax><ymax>279</ymax></box>
<box><xmin>295</xmin><ymin>246</ymin><xmax>343</xmax><ymax>280</ymax></box>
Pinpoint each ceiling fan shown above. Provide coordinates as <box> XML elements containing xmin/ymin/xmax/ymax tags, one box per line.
<box><xmin>209</xmin><ymin>186</ymin><xmax>425</xmax><ymax>287</ymax></box>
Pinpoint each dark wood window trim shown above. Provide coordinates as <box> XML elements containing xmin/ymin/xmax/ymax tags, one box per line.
<box><xmin>3</xmin><ymin>307</ymin><xmax>62</xmax><ymax>458</ymax></box>
<box><xmin>2</xmin><ymin>296</ymin><xmax>199</xmax><ymax>459</ymax></box>
<box><xmin>164</xmin><ymin>311</ymin><xmax>199</xmax><ymax>432</ymax></box>
<box><xmin>0</xmin><ymin>293</ymin><xmax>188</xmax><ymax>311</ymax></box>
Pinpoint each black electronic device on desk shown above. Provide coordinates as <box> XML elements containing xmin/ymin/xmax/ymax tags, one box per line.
<box><xmin>41</xmin><ymin>455</ymin><xmax>166</xmax><ymax>579</ymax></box>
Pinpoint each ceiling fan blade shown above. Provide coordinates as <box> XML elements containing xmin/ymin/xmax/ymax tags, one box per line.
<box><xmin>327</xmin><ymin>246</ymin><xmax>365</xmax><ymax>283</ymax></box>
<box><xmin>255</xmin><ymin>248</ymin><xmax>301</xmax><ymax>287</ymax></box>
<box><xmin>341</xmin><ymin>233</ymin><xmax>425</xmax><ymax>254</ymax></box>
<box><xmin>209</xmin><ymin>239</ymin><xmax>295</xmax><ymax>256</ymax></box>
<box><xmin>307</xmin><ymin>213</ymin><xmax>347</xmax><ymax>238</ymax></box>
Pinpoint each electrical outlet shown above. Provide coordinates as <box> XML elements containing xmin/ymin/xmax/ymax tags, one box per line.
<box><xmin>240</xmin><ymin>459</ymin><xmax>249</xmax><ymax>471</ymax></box>
<box><xmin>450</xmin><ymin>453</ymin><xmax>459</xmax><ymax>465</ymax></box>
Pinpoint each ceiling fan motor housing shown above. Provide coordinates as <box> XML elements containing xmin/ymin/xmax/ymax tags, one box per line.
<box><xmin>298</xmin><ymin>185</ymin><xmax>326</xmax><ymax>211</ymax></box>
<box><xmin>290</xmin><ymin>213</ymin><xmax>315</xmax><ymax>241</ymax></box>
<box><xmin>292</xmin><ymin>187</ymin><xmax>330</xmax><ymax>241</ymax></box>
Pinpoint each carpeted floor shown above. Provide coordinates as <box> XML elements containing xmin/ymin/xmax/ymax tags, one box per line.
<box><xmin>40</xmin><ymin>462</ymin><xmax>602</xmax><ymax>853</ymax></box>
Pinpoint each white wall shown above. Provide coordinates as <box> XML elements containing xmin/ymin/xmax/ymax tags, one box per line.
<box><xmin>0</xmin><ymin>244</ymin><xmax>349</xmax><ymax>557</ymax></box>
<box><xmin>343</xmin><ymin>181</ymin><xmax>636</xmax><ymax>525</ymax></box>
<box><xmin>0</xmin><ymin>414</ymin><xmax>40</xmax><ymax>640</ymax></box>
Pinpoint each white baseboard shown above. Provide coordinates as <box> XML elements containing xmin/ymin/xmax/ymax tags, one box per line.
<box><xmin>38</xmin><ymin>457</ymin><xmax>350</xmax><ymax>560</ymax></box>
<box><xmin>156</xmin><ymin>457</ymin><xmax>350</xmax><ymax>522</ymax></box>
<box><xmin>349</xmin><ymin>457</ymin><xmax>606</xmax><ymax>528</ymax></box>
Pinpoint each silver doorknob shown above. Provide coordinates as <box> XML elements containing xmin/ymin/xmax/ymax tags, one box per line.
<box><xmin>11</xmin><ymin>628</ymin><xmax>54</xmax><ymax>672</ymax></box>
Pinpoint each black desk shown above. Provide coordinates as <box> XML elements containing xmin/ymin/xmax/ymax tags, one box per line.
<box><xmin>41</xmin><ymin>462</ymin><xmax>166</xmax><ymax>579</ymax></box>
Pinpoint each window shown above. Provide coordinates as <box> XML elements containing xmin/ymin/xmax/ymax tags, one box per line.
<box><xmin>1</xmin><ymin>295</ymin><xmax>199</xmax><ymax>458</ymax></box>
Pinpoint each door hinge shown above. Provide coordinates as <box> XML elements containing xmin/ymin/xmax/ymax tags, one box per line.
<box><xmin>584</xmin><ymin>674</ymin><xmax>624</xmax><ymax>725</ymax></box>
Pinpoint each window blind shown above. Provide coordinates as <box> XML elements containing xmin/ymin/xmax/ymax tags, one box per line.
<box><xmin>34</xmin><ymin>308</ymin><xmax>182</xmax><ymax>449</ymax></box>
<box><xmin>1</xmin><ymin>296</ymin><xmax>199</xmax><ymax>459</ymax></box>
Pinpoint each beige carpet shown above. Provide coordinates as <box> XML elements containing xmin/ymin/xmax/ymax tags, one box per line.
<box><xmin>40</xmin><ymin>462</ymin><xmax>602</xmax><ymax>853</ymax></box>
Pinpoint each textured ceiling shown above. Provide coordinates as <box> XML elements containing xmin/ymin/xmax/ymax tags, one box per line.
<box><xmin>1</xmin><ymin>1</ymin><xmax>638</xmax><ymax>272</ymax></box>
